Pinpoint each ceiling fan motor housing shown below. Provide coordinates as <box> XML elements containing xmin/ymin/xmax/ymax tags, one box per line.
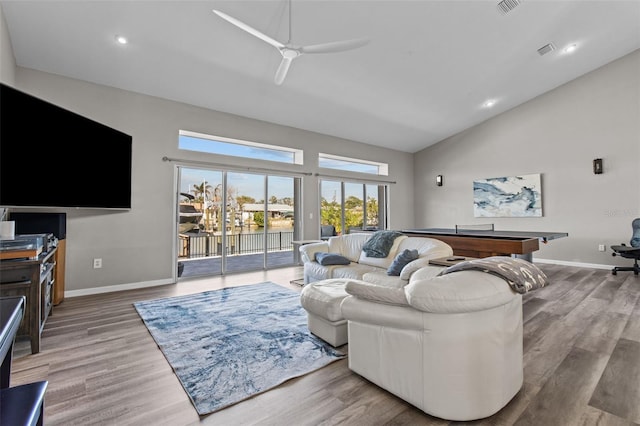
<box><xmin>281</xmin><ymin>48</ymin><xmax>300</xmax><ymax>59</ymax></box>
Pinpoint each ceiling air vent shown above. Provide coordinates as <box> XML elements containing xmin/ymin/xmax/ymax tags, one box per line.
<box><xmin>537</xmin><ymin>43</ymin><xmax>556</xmax><ymax>56</ymax></box>
<box><xmin>497</xmin><ymin>0</ymin><xmax>523</xmax><ymax>15</ymax></box>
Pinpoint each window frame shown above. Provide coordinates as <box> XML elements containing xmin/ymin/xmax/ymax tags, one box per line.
<box><xmin>318</xmin><ymin>153</ymin><xmax>388</xmax><ymax>176</ymax></box>
<box><xmin>179</xmin><ymin>130</ymin><xmax>303</xmax><ymax>165</ymax></box>
<box><xmin>319</xmin><ymin>179</ymin><xmax>388</xmax><ymax>235</ymax></box>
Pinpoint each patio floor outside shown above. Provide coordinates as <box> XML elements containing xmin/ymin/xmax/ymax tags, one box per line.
<box><xmin>178</xmin><ymin>249</ymin><xmax>297</xmax><ymax>279</ymax></box>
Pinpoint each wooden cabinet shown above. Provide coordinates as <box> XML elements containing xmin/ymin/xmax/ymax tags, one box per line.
<box><xmin>53</xmin><ymin>239</ymin><xmax>66</xmax><ymax>305</ymax></box>
<box><xmin>9</xmin><ymin>213</ymin><xmax>67</xmax><ymax>304</ymax></box>
<box><xmin>0</xmin><ymin>247</ymin><xmax>56</xmax><ymax>354</ymax></box>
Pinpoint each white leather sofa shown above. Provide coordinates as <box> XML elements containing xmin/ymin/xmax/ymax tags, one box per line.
<box><xmin>340</xmin><ymin>267</ymin><xmax>524</xmax><ymax>421</ymax></box>
<box><xmin>300</xmin><ymin>265</ymin><xmax>446</xmax><ymax>347</ymax></box>
<box><xmin>299</xmin><ymin>233</ymin><xmax>453</xmax><ymax>285</ymax></box>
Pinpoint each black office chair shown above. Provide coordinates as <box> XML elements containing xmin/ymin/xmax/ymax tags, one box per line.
<box><xmin>320</xmin><ymin>225</ymin><xmax>337</xmax><ymax>240</ymax></box>
<box><xmin>611</xmin><ymin>218</ymin><xmax>640</xmax><ymax>275</ymax></box>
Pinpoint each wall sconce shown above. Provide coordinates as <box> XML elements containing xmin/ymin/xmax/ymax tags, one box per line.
<box><xmin>436</xmin><ymin>175</ymin><xmax>443</xmax><ymax>186</ymax></box>
<box><xmin>593</xmin><ymin>158</ymin><xmax>603</xmax><ymax>174</ymax></box>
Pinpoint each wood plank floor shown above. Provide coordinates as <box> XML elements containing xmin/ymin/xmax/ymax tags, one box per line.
<box><xmin>9</xmin><ymin>264</ymin><xmax>640</xmax><ymax>425</ymax></box>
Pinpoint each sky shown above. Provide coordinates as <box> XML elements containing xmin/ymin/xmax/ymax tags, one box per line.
<box><xmin>178</xmin><ymin>133</ymin><xmax>381</xmax><ymax>202</ymax></box>
<box><xmin>180</xmin><ymin>168</ymin><xmax>293</xmax><ymax>202</ymax></box>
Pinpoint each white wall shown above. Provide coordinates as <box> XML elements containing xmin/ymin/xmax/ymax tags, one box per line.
<box><xmin>3</xmin><ymin>3</ymin><xmax>638</xmax><ymax>293</ymax></box>
<box><xmin>0</xmin><ymin>5</ymin><xmax>15</xmax><ymax>84</ymax></box>
<box><xmin>413</xmin><ymin>49</ymin><xmax>640</xmax><ymax>268</ymax></box>
<box><xmin>6</xmin><ymin>67</ymin><xmax>413</xmax><ymax>294</ymax></box>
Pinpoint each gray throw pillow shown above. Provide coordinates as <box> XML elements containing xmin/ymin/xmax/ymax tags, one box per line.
<box><xmin>315</xmin><ymin>252</ymin><xmax>351</xmax><ymax>266</ymax></box>
<box><xmin>387</xmin><ymin>249</ymin><xmax>419</xmax><ymax>276</ymax></box>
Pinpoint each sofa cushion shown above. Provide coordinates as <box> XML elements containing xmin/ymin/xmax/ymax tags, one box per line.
<box><xmin>330</xmin><ymin>263</ymin><xmax>380</xmax><ymax>280</ymax></box>
<box><xmin>305</xmin><ymin>261</ymin><xmax>335</xmax><ymax>282</ymax></box>
<box><xmin>396</xmin><ymin>236</ymin><xmax>453</xmax><ymax>256</ymax></box>
<box><xmin>328</xmin><ymin>233</ymin><xmax>371</xmax><ymax>262</ymax></box>
<box><xmin>409</xmin><ymin>265</ymin><xmax>446</xmax><ymax>283</ymax></box>
<box><xmin>305</xmin><ymin>260</ymin><xmax>379</xmax><ymax>283</ymax></box>
<box><xmin>405</xmin><ymin>270</ymin><xmax>518</xmax><ymax>314</ymax></box>
<box><xmin>396</xmin><ymin>238</ymin><xmax>454</xmax><ymax>280</ymax></box>
<box><xmin>358</xmin><ymin>235</ymin><xmax>406</xmax><ymax>269</ymax></box>
<box><xmin>300</xmin><ymin>279</ymin><xmax>349</xmax><ymax>322</ymax></box>
<box><xmin>362</xmin><ymin>271</ymin><xmax>408</xmax><ymax>288</ymax></box>
<box><xmin>299</xmin><ymin>242</ymin><xmax>328</xmax><ymax>263</ymax></box>
<box><xmin>344</xmin><ymin>279</ymin><xmax>409</xmax><ymax>306</ymax></box>
<box><xmin>315</xmin><ymin>252</ymin><xmax>351</xmax><ymax>266</ymax></box>
<box><xmin>399</xmin><ymin>257</ymin><xmax>431</xmax><ymax>280</ymax></box>
<box><xmin>387</xmin><ymin>249</ymin><xmax>419</xmax><ymax>276</ymax></box>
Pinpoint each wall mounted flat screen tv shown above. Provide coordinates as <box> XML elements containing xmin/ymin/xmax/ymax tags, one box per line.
<box><xmin>1</xmin><ymin>83</ymin><xmax>132</xmax><ymax>209</ymax></box>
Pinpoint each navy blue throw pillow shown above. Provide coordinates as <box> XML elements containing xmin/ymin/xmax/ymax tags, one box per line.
<box><xmin>315</xmin><ymin>252</ymin><xmax>351</xmax><ymax>266</ymax></box>
<box><xmin>387</xmin><ymin>249</ymin><xmax>419</xmax><ymax>276</ymax></box>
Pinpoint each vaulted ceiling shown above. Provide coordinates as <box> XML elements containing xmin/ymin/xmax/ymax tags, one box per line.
<box><xmin>2</xmin><ymin>0</ymin><xmax>639</xmax><ymax>153</ymax></box>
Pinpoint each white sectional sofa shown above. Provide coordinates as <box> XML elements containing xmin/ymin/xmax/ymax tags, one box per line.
<box><xmin>298</xmin><ymin>232</ymin><xmax>453</xmax><ymax>285</ymax></box>
<box><xmin>340</xmin><ymin>267</ymin><xmax>525</xmax><ymax>421</ymax></box>
<box><xmin>300</xmin><ymin>242</ymin><xmax>549</xmax><ymax>421</ymax></box>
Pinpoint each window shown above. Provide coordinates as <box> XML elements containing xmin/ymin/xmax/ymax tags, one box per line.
<box><xmin>320</xmin><ymin>180</ymin><xmax>388</xmax><ymax>235</ymax></box>
<box><xmin>318</xmin><ymin>153</ymin><xmax>388</xmax><ymax>176</ymax></box>
<box><xmin>179</xmin><ymin>130</ymin><xmax>303</xmax><ymax>165</ymax></box>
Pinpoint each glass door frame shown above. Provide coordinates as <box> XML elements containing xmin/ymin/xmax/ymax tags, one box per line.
<box><xmin>176</xmin><ymin>165</ymin><xmax>301</xmax><ymax>279</ymax></box>
<box><xmin>319</xmin><ymin>179</ymin><xmax>389</xmax><ymax>235</ymax></box>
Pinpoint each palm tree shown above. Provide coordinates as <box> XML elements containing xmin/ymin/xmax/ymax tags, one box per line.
<box><xmin>236</xmin><ymin>195</ymin><xmax>255</xmax><ymax>210</ymax></box>
<box><xmin>192</xmin><ymin>182</ymin><xmax>213</xmax><ymax>203</ymax></box>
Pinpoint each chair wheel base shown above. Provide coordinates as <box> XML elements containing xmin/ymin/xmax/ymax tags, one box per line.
<box><xmin>611</xmin><ymin>265</ymin><xmax>640</xmax><ymax>276</ymax></box>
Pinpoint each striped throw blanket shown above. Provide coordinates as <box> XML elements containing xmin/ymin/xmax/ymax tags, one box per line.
<box><xmin>438</xmin><ymin>256</ymin><xmax>548</xmax><ymax>294</ymax></box>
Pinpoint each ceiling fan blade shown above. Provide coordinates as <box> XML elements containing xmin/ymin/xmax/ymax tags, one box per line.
<box><xmin>212</xmin><ymin>9</ymin><xmax>284</xmax><ymax>49</ymax></box>
<box><xmin>300</xmin><ymin>38</ymin><xmax>370</xmax><ymax>54</ymax></box>
<box><xmin>274</xmin><ymin>57</ymin><xmax>293</xmax><ymax>85</ymax></box>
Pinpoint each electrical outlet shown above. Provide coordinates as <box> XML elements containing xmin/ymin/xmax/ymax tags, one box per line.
<box><xmin>93</xmin><ymin>258</ymin><xmax>102</xmax><ymax>269</ymax></box>
<box><xmin>598</xmin><ymin>244</ymin><xmax>606</xmax><ymax>252</ymax></box>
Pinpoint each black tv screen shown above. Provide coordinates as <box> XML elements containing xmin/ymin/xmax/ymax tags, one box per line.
<box><xmin>0</xmin><ymin>83</ymin><xmax>132</xmax><ymax>209</ymax></box>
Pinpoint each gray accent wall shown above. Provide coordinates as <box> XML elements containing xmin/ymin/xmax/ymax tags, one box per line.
<box><xmin>0</xmin><ymin>6</ymin><xmax>15</xmax><ymax>84</ymax></box>
<box><xmin>2</xmin><ymin>5</ymin><xmax>638</xmax><ymax>294</ymax></box>
<box><xmin>413</xmin><ymin>49</ymin><xmax>640</xmax><ymax>267</ymax></box>
<box><xmin>4</xmin><ymin>67</ymin><xmax>413</xmax><ymax>294</ymax></box>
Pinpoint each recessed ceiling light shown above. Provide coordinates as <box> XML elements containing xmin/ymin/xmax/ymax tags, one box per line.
<box><xmin>482</xmin><ymin>99</ymin><xmax>497</xmax><ymax>108</ymax></box>
<box><xmin>563</xmin><ymin>43</ymin><xmax>577</xmax><ymax>54</ymax></box>
<box><xmin>115</xmin><ymin>35</ymin><xmax>128</xmax><ymax>45</ymax></box>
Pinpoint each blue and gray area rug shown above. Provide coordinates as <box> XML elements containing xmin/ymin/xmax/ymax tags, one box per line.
<box><xmin>133</xmin><ymin>282</ymin><xmax>346</xmax><ymax>415</ymax></box>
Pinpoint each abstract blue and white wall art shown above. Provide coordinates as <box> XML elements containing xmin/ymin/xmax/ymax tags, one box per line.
<box><xmin>473</xmin><ymin>173</ymin><xmax>542</xmax><ymax>217</ymax></box>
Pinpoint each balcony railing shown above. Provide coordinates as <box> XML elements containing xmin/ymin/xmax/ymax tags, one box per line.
<box><xmin>179</xmin><ymin>231</ymin><xmax>294</xmax><ymax>258</ymax></box>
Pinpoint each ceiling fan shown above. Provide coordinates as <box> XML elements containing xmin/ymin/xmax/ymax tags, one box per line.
<box><xmin>212</xmin><ymin>2</ymin><xmax>369</xmax><ymax>85</ymax></box>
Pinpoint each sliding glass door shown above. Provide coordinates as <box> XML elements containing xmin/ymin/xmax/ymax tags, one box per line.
<box><xmin>177</xmin><ymin>166</ymin><xmax>299</xmax><ymax>279</ymax></box>
<box><xmin>177</xmin><ymin>168</ymin><xmax>223</xmax><ymax>278</ymax></box>
<box><xmin>224</xmin><ymin>171</ymin><xmax>266</xmax><ymax>274</ymax></box>
<box><xmin>266</xmin><ymin>175</ymin><xmax>298</xmax><ymax>268</ymax></box>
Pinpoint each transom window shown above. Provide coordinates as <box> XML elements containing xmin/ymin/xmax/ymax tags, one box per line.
<box><xmin>318</xmin><ymin>153</ymin><xmax>388</xmax><ymax>176</ymax></box>
<box><xmin>179</xmin><ymin>130</ymin><xmax>303</xmax><ymax>165</ymax></box>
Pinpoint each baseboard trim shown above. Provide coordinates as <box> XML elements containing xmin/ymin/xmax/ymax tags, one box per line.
<box><xmin>63</xmin><ymin>258</ymin><xmax>620</xmax><ymax>298</ymax></box>
<box><xmin>65</xmin><ymin>278</ymin><xmax>175</xmax><ymax>298</ymax></box>
<box><xmin>534</xmin><ymin>258</ymin><xmax>615</xmax><ymax>270</ymax></box>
